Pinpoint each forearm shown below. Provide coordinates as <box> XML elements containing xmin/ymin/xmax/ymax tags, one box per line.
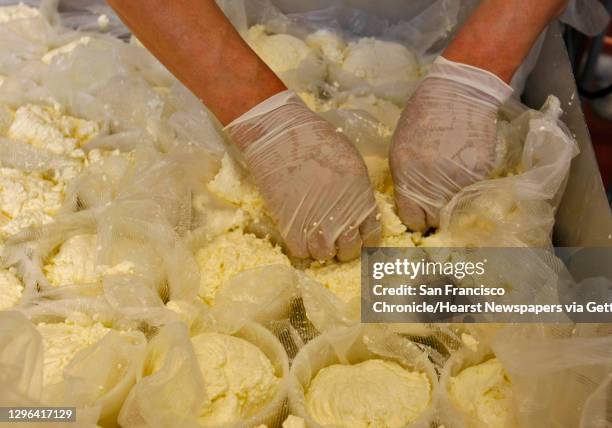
<box><xmin>443</xmin><ymin>0</ymin><xmax>567</xmax><ymax>82</ymax></box>
<box><xmin>107</xmin><ymin>0</ymin><xmax>286</xmax><ymax>125</ymax></box>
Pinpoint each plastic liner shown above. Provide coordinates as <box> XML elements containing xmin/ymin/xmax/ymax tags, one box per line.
<box><xmin>0</xmin><ymin>311</ymin><xmax>146</xmax><ymax>428</ymax></box>
<box><xmin>119</xmin><ymin>321</ymin><xmax>290</xmax><ymax>428</ymax></box>
<box><xmin>288</xmin><ymin>324</ymin><xmax>439</xmax><ymax>428</ymax></box>
<box><xmin>434</xmin><ymin>95</ymin><xmax>579</xmax><ymax>247</ymax></box>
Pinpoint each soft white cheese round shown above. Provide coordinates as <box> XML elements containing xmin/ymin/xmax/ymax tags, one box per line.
<box><xmin>448</xmin><ymin>358</ymin><xmax>516</xmax><ymax>427</ymax></box>
<box><xmin>330</xmin><ymin>38</ymin><xmax>419</xmax><ymax>93</ymax></box>
<box><xmin>247</xmin><ymin>25</ymin><xmax>316</xmax><ymax>74</ymax></box>
<box><xmin>305</xmin><ymin>359</ymin><xmax>431</xmax><ymax>428</ymax></box>
<box><xmin>191</xmin><ymin>332</ymin><xmax>280</xmax><ymax>426</ymax></box>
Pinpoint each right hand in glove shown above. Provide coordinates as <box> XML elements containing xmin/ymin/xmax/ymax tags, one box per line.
<box><xmin>389</xmin><ymin>57</ymin><xmax>513</xmax><ymax>232</ymax></box>
<box><xmin>226</xmin><ymin>90</ymin><xmax>381</xmax><ymax>261</ymax></box>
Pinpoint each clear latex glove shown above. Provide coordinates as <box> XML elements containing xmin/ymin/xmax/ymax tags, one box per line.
<box><xmin>389</xmin><ymin>56</ymin><xmax>513</xmax><ymax>232</ymax></box>
<box><xmin>226</xmin><ymin>90</ymin><xmax>381</xmax><ymax>261</ymax></box>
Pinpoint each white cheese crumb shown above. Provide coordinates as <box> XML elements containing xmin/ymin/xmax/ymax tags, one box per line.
<box><xmin>0</xmin><ymin>168</ymin><xmax>64</xmax><ymax>239</ymax></box>
<box><xmin>7</xmin><ymin>104</ymin><xmax>99</xmax><ymax>156</ymax></box>
<box><xmin>0</xmin><ymin>3</ymin><xmax>39</xmax><ymax>23</ymax></box>
<box><xmin>97</xmin><ymin>14</ymin><xmax>109</xmax><ymax>29</ymax></box>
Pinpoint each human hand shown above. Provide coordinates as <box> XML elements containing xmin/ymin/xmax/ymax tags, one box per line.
<box><xmin>226</xmin><ymin>90</ymin><xmax>380</xmax><ymax>261</ymax></box>
<box><xmin>389</xmin><ymin>57</ymin><xmax>513</xmax><ymax>232</ymax></box>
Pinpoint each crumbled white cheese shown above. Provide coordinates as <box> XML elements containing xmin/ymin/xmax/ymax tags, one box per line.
<box><xmin>305</xmin><ymin>29</ymin><xmax>345</xmax><ymax>63</ymax></box>
<box><xmin>37</xmin><ymin>321</ymin><xmax>111</xmax><ymax>387</ymax></box>
<box><xmin>207</xmin><ymin>154</ymin><xmax>268</xmax><ymax>224</ymax></box>
<box><xmin>42</xmin><ymin>37</ymin><xmax>91</xmax><ymax>64</ymax></box>
<box><xmin>306</xmin><ymin>359</ymin><xmax>431</xmax><ymax>427</ymax></box>
<box><xmin>448</xmin><ymin>358</ymin><xmax>516</xmax><ymax>427</ymax></box>
<box><xmin>306</xmin><ymin>232</ymin><xmax>414</xmax><ymax>302</ymax></box>
<box><xmin>247</xmin><ymin>25</ymin><xmax>318</xmax><ymax>75</ymax></box>
<box><xmin>306</xmin><ymin>258</ymin><xmax>361</xmax><ymax>303</ymax></box>
<box><xmin>330</xmin><ymin>37</ymin><xmax>420</xmax><ymax>90</ymax></box>
<box><xmin>461</xmin><ymin>333</ymin><xmax>480</xmax><ymax>352</ymax></box>
<box><xmin>0</xmin><ymin>168</ymin><xmax>64</xmax><ymax>239</ymax></box>
<box><xmin>44</xmin><ymin>234</ymin><xmax>98</xmax><ymax>286</ymax></box>
<box><xmin>97</xmin><ymin>14</ymin><xmax>109</xmax><ymax>29</ymax></box>
<box><xmin>44</xmin><ymin>234</ymin><xmax>135</xmax><ymax>287</ymax></box>
<box><xmin>283</xmin><ymin>415</ymin><xmax>306</xmax><ymax>428</ymax></box>
<box><xmin>0</xmin><ymin>268</ymin><xmax>23</xmax><ymax>310</ymax></box>
<box><xmin>195</xmin><ymin>229</ymin><xmax>290</xmax><ymax>305</ymax></box>
<box><xmin>375</xmin><ymin>191</ymin><xmax>406</xmax><ymax>237</ymax></box>
<box><xmin>192</xmin><ymin>332</ymin><xmax>279</xmax><ymax>425</ymax></box>
<box><xmin>0</xmin><ymin>3</ymin><xmax>39</xmax><ymax>23</ymax></box>
<box><xmin>7</xmin><ymin>104</ymin><xmax>99</xmax><ymax>157</ymax></box>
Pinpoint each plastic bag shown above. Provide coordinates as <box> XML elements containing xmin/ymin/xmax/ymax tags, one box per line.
<box><xmin>434</xmin><ymin>96</ymin><xmax>579</xmax><ymax>247</ymax></box>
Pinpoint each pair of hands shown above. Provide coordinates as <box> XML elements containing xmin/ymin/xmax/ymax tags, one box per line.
<box><xmin>227</xmin><ymin>57</ymin><xmax>513</xmax><ymax>261</ymax></box>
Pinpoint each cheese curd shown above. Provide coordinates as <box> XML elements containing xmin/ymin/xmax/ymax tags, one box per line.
<box><xmin>44</xmin><ymin>234</ymin><xmax>98</xmax><ymax>286</ymax></box>
<box><xmin>305</xmin><ymin>195</ymin><xmax>412</xmax><ymax>302</ymax></box>
<box><xmin>7</xmin><ymin>104</ymin><xmax>99</xmax><ymax>157</ymax></box>
<box><xmin>44</xmin><ymin>234</ymin><xmax>135</xmax><ymax>287</ymax></box>
<box><xmin>305</xmin><ymin>29</ymin><xmax>345</xmax><ymax>63</ymax></box>
<box><xmin>0</xmin><ymin>2</ymin><xmax>39</xmax><ymax>23</ymax></box>
<box><xmin>37</xmin><ymin>321</ymin><xmax>111</xmax><ymax>387</ymax></box>
<box><xmin>330</xmin><ymin>38</ymin><xmax>420</xmax><ymax>91</ymax></box>
<box><xmin>247</xmin><ymin>25</ymin><xmax>324</xmax><ymax>78</ymax></box>
<box><xmin>0</xmin><ymin>168</ymin><xmax>63</xmax><ymax>238</ymax></box>
<box><xmin>195</xmin><ymin>229</ymin><xmax>290</xmax><ymax>305</ymax></box>
<box><xmin>448</xmin><ymin>358</ymin><xmax>517</xmax><ymax>428</ymax></box>
<box><xmin>42</xmin><ymin>36</ymin><xmax>91</xmax><ymax>64</ymax></box>
<box><xmin>306</xmin><ymin>359</ymin><xmax>431</xmax><ymax>428</ymax></box>
<box><xmin>207</xmin><ymin>154</ymin><xmax>268</xmax><ymax>225</ymax></box>
<box><xmin>192</xmin><ymin>332</ymin><xmax>280</xmax><ymax>425</ymax></box>
<box><xmin>0</xmin><ymin>268</ymin><xmax>23</xmax><ymax>310</ymax></box>
<box><xmin>283</xmin><ymin>415</ymin><xmax>306</xmax><ymax>428</ymax></box>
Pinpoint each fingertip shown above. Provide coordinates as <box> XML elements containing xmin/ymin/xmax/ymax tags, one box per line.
<box><xmin>284</xmin><ymin>233</ymin><xmax>310</xmax><ymax>259</ymax></box>
<box><xmin>395</xmin><ymin>194</ymin><xmax>427</xmax><ymax>232</ymax></box>
<box><xmin>359</xmin><ymin>211</ymin><xmax>382</xmax><ymax>247</ymax></box>
<box><xmin>336</xmin><ymin>228</ymin><xmax>362</xmax><ymax>262</ymax></box>
<box><xmin>307</xmin><ymin>229</ymin><xmax>336</xmax><ymax>262</ymax></box>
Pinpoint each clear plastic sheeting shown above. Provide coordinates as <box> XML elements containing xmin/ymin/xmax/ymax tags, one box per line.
<box><xmin>0</xmin><ymin>311</ymin><xmax>147</xmax><ymax>427</ymax></box>
<box><xmin>436</xmin><ymin>96</ymin><xmax>579</xmax><ymax>248</ymax></box>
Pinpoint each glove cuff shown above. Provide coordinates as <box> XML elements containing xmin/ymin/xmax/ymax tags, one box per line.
<box><xmin>224</xmin><ymin>89</ymin><xmax>299</xmax><ymax>131</ymax></box>
<box><xmin>428</xmin><ymin>56</ymin><xmax>514</xmax><ymax>103</ymax></box>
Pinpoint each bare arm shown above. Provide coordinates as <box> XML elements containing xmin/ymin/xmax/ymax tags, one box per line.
<box><xmin>107</xmin><ymin>0</ymin><xmax>286</xmax><ymax>125</ymax></box>
<box><xmin>443</xmin><ymin>0</ymin><xmax>567</xmax><ymax>82</ymax></box>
